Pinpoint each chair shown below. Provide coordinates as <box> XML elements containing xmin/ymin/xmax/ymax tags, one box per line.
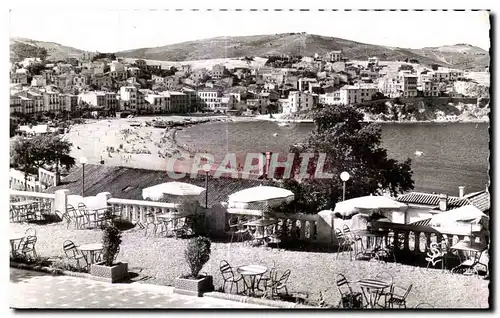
<box><xmin>144</xmin><ymin>212</ymin><xmax>159</xmax><ymax>237</ymax></box>
<box><xmin>374</xmin><ymin>271</ymin><xmax>394</xmax><ymax>308</ymax></box>
<box><xmin>230</xmin><ymin>218</ymin><xmax>249</xmax><ymax>244</ymax></box>
<box><xmin>20</xmin><ymin>236</ymin><xmax>37</xmax><ymax>259</ymax></box>
<box><xmin>426</xmin><ymin>242</ymin><xmax>444</xmax><ymax>270</ymax></box>
<box><xmin>336</xmin><ymin>273</ymin><xmax>363</xmax><ymax>308</ymax></box>
<box><xmin>63</xmin><ymin>240</ymin><xmax>88</xmax><ymax>269</ymax></box>
<box><xmin>220</xmin><ymin>260</ymin><xmax>244</xmax><ymax>294</ymax></box>
<box><xmin>266</xmin><ymin>229</ymin><xmax>282</xmax><ymax>248</ymax></box>
<box><xmin>78</xmin><ymin>203</ymin><xmax>97</xmax><ymax>229</ymax></box>
<box><xmin>386</xmin><ymin>284</ymin><xmax>412</xmax><ymax>308</ymax></box>
<box><xmin>335</xmin><ymin>228</ymin><xmax>353</xmax><ymax>260</ymax></box>
<box><xmin>173</xmin><ymin>217</ymin><xmax>195</xmax><ymax>238</ymax></box>
<box><xmin>343</xmin><ymin>224</ymin><xmax>362</xmax><ymax>254</ymax></box>
<box><xmin>56</xmin><ymin>209</ymin><xmax>73</xmax><ymax>229</ymax></box>
<box><xmin>39</xmin><ymin>199</ymin><xmax>52</xmax><ymax>216</ymax></box>
<box><xmin>67</xmin><ymin>204</ymin><xmax>85</xmax><ymax>229</ymax></box>
<box><xmin>266</xmin><ymin>269</ymin><xmax>290</xmax><ymax>298</ymax></box>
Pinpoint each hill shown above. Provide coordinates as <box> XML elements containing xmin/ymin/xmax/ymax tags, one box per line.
<box><xmin>116</xmin><ymin>33</ymin><xmax>489</xmax><ymax>70</ymax></box>
<box><xmin>410</xmin><ymin>44</ymin><xmax>489</xmax><ymax>71</ymax></box>
<box><xmin>10</xmin><ymin>37</ymin><xmax>86</xmax><ymax>62</ymax></box>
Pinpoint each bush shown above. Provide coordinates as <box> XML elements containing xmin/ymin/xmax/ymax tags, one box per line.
<box><xmin>184</xmin><ymin>236</ymin><xmax>211</xmax><ymax>279</ymax></box>
<box><xmin>101</xmin><ymin>224</ymin><xmax>122</xmax><ymax>266</ymax></box>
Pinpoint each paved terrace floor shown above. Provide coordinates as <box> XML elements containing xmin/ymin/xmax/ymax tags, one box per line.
<box><xmin>10</xmin><ymin>268</ymin><xmax>269</xmax><ymax>309</ymax></box>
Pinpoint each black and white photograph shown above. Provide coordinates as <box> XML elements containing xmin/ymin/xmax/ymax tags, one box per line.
<box><xmin>7</xmin><ymin>7</ymin><xmax>491</xmax><ymax>310</ymax></box>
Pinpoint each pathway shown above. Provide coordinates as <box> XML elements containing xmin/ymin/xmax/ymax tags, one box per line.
<box><xmin>9</xmin><ymin>268</ymin><xmax>269</xmax><ymax>309</ymax></box>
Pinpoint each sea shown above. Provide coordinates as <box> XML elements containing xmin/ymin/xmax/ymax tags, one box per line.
<box><xmin>176</xmin><ymin>121</ymin><xmax>490</xmax><ymax>196</ymax></box>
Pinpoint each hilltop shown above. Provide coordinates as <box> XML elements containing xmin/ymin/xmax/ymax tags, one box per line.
<box><xmin>410</xmin><ymin>44</ymin><xmax>489</xmax><ymax>70</ymax></box>
<box><xmin>10</xmin><ymin>37</ymin><xmax>85</xmax><ymax>62</ymax></box>
<box><xmin>116</xmin><ymin>33</ymin><xmax>489</xmax><ymax>70</ymax></box>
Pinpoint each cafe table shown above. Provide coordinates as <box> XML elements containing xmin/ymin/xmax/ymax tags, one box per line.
<box><xmin>237</xmin><ymin>265</ymin><xmax>268</xmax><ymax>297</ymax></box>
<box><xmin>357</xmin><ymin>278</ymin><xmax>391</xmax><ymax>308</ymax></box>
<box><xmin>78</xmin><ymin>243</ymin><xmax>103</xmax><ymax>265</ymax></box>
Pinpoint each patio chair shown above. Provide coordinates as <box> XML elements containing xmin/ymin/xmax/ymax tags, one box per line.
<box><xmin>173</xmin><ymin>216</ymin><xmax>195</xmax><ymax>238</ymax></box>
<box><xmin>78</xmin><ymin>203</ymin><xmax>100</xmax><ymax>229</ymax></box>
<box><xmin>38</xmin><ymin>199</ymin><xmax>52</xmax><ymax>217</ymax></box>
<box><xmin>374</xmin><ymin>271</ymin><xmax>394</xmax><ymax>308</ymax></box>
<box><xmin>144</xmin><ymin>212</ymin><xmax>159</xmax><ymax>237</ymax></box>
<box><xmin>230</xmin><ymin>219</ymin><xmax>249</xmax><ymax>244</ymax></box>
<box><xmin>335</xmin><ymin>228</ymin><xmax>353</xmax><ymax>260</ymax></box>
<box><xmin>247</xmin><ymin>226</ymin><xmax>268</xmax><ymax>246</ymax></box>
<box><xmin>343</xmin><ymin>224</ymin><xmax>362</xmax><ymax>254</ymax></box>
<box><xmin>220</xmin><ymin>260</ymin><xmax>244</xmax><ymax>294</ymax></box>
<box><xmin>67</xmin><ymin>204</ymin><xmax>84</xmax><ymax>229</ymax></box>
<box><xmin>56</xmin><ymin>209</ymin><xmax>73</xmax><ymax>229</ymax></box>
<box><xmin>266</xmin><ymin>229</ymin><xmax>282</xmax><ymax>248</ymax></box>
<box><xmin>266</xmin><ymin>269</ymin><xmax>291</xmax><ymax>298</ymax></box>
<box><xmin>386</xmin><ymin>284</ymin><xmax>413</xmax><ymax>309</ymax></box>
<box><xmin>20</xmin><ymin>235</ymin><xmax>37</xmax><ymax>259</ymax></box>
<box><xmin>63</xmin><ymin>240</ymin><xmax>88</xmax><ymax>270</ymax></box>
<box><xmin>336</xmin><ymin>273</ymin><xmax>363</xmax><ymax>309</ymax></box>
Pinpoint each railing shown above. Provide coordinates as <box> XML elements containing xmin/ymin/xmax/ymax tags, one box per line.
<box><xmin>226</xmin><ymin>208</ymin><xmax>319</xmax><ymax>242</ymax></box>
<box><xmin>10</xmin><ymin>169</ymin><xmax>40</xmax><ymax>192</ymax></box>
<box><xmin>370</xmin><ymin>221</ymin><xmax>489</xmax><ymax>255</ymax></box>
<box><xmin>107</xmin><ymin>198</ymin><xmax>185</xmax><ymax>224</ymax></box>
<box><xmin>9</xmin><ymin>190</ymin><xmax>56</xmax><ymax>214</ymax></box>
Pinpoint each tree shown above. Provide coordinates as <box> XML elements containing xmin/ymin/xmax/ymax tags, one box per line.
<box><xmin>274</xmin><ymin>105</ymin><xmax>414</xmax><ymax>213</ymax></box>
<box><xmin>10</xmin><ymin>134</ymin><xmax>75</xmax><ymax>188</ymax></box>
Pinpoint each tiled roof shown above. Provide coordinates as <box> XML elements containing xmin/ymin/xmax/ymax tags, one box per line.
<box><xmin>46</xmin><ymin>164</ymin><xmax>267</xmax><ymax>208</ymax></box>
<box><xmin>410</xmin><ymin>218</ymin><xmax>431</xmax><ymax>226</ymax></box>
<box><xmin>396</xmin><ymin>192</ymin><xmax>460</xmax><ymax>206</ymax></box>
<box><xmin>442</xmin><ymin>191</ymin><xmax>491</xmax><ymax>212</ymax></box>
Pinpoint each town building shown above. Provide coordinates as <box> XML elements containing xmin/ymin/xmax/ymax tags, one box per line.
<box><xmin>31</xmin><ymin>75</ymin><xmax>46</xmax><ymax>87</ymax></box>
<box><xmin>197</xmin><ymin>89</ymin><xmax>222</xmax><ymax>111</ymax></box>
<box><xmin>119</xmin><ymin>86</ymin><xmax>138</xmax><ymax>111</ymax></box>
<box><xmin>401</xmin><ymin>74</ymin><xmax>418</xmax><ymax>97</ymax></box>
<box><xmin>326</xmin><ymin>50</ymin><xmax>343</xmax><ymax>62</ymax></box>
<box><xmin>284</xmin><ymin>91</ymin><xmax>316</xmax><ymax>114</ymax></box>
<box><xmin>145</xmin><ymin>94</ymin><xmax>169</xmax><ymax>113</ymax></box>
<box><xmin>59</xmin><ymin>94</ymin><xmax>79</xmax><ymax>112</ymax></box>
<box><xmin>421</xmin><ymin>80</ymin><xmax>440</xmax><ymax>97</ymax></box>
<box><xmin>10</xmin><ymin>95</ymin><xmax>22</xmax><ymax>113</ymax></box>
<box><xmin>10</xmin><ymin>72</ymin><xmax>28</xmax><ymax>85</ymax></box>
<box><xmin>43</xmin><ymin>91</ymin><xmax>61</xmax><ymax>112</ymax></box>
<box><xmin>211</xmin><ymin>64</ymin><xmax>226</xmax><ymax>79</ymax></box>
<box><xmin>73</xmin><ymin>74</ymin><xmax>88</xmax><ymax>87</ymax></box>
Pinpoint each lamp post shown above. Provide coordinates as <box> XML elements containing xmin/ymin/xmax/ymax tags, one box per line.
<box><xmin>340</xmin><ymin>171</ymin><xmax>350</xmax><ymax>201</ymax></box>
<box><xmin>80</xmin><ymin>157</ymin><xmax>88</xmax><ymax>196</ymax></box>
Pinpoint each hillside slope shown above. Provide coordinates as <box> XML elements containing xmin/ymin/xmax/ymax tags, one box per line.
<box><xmin>116</xmin><ymin>33</ymin><xmax>488</xmax><ymax>69</ymax></box>
<box><xmin>10</xmin><ymin>37</ymin><xmax>85</xmax><ymax>62</ymax></box>
<box><xmin>410</xmin><ymin>44</ymin><xmax>489</xmax><ymax>71</ymax></box>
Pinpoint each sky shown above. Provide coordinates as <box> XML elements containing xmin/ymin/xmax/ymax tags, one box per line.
<box><xmin>9</xmin><ymin>9</ymin><xmax>491</xmax><ymax>53</ymax></box>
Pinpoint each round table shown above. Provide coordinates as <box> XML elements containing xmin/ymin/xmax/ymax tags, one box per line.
<box><xmin>10</xmin><ymin>233</ymin><xmax>25</xmax><ymax>257</ymax></box>
<box><xmin>357</xmin><ymin>278</ymin><xmax>390</xmax><ymax>308</ymax></box>
<box><xmin>237</xmin><ymin>265</ymin><xmax>268</xmax><ymax>296</ymax></box>
<box><xmin>78</xmin><ymin>243</ymin><xmax>103</xmax><ymax>264</ymax></box>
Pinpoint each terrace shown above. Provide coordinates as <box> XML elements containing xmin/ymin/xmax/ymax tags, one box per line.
<box><xmin>9</xmin><ymin>187</ymin><xmax>490</xmax><ymax>309</ymax></box>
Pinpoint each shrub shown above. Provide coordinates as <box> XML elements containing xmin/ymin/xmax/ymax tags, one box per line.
<box><xmin>184</xmin><ymin>236</ymin><xmax>211</xmax><ymax>279</ymax></box>
<box><xmin>101</xmin><ymin>224</ymin><xmax>122</xmax><ymax>266</ymax></box>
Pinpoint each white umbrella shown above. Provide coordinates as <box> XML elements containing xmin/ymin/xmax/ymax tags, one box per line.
<box><xmin>142</xmin><ymin>182</ymin><xmax>206</xmax><ymax>201</ymax></box>
<box><xmin>334</xmin><ymin>195</ymin><xmax>407</xmax><ymax>218</ymax></box>
<box><xmin>228</xmin><ymin>185</ymin><xmax>295</xmax><ymax>208</ymax></box>
<box><xmin>429</xmin><ymin>205</ymin><xmax>489</xmax><ymax>230</ymax></box>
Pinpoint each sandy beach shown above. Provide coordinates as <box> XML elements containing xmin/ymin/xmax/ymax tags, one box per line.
<box><xmin>62</xmin><ymin>115</ymin><xmax>239</xmax><ymax>171</ymax></box>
